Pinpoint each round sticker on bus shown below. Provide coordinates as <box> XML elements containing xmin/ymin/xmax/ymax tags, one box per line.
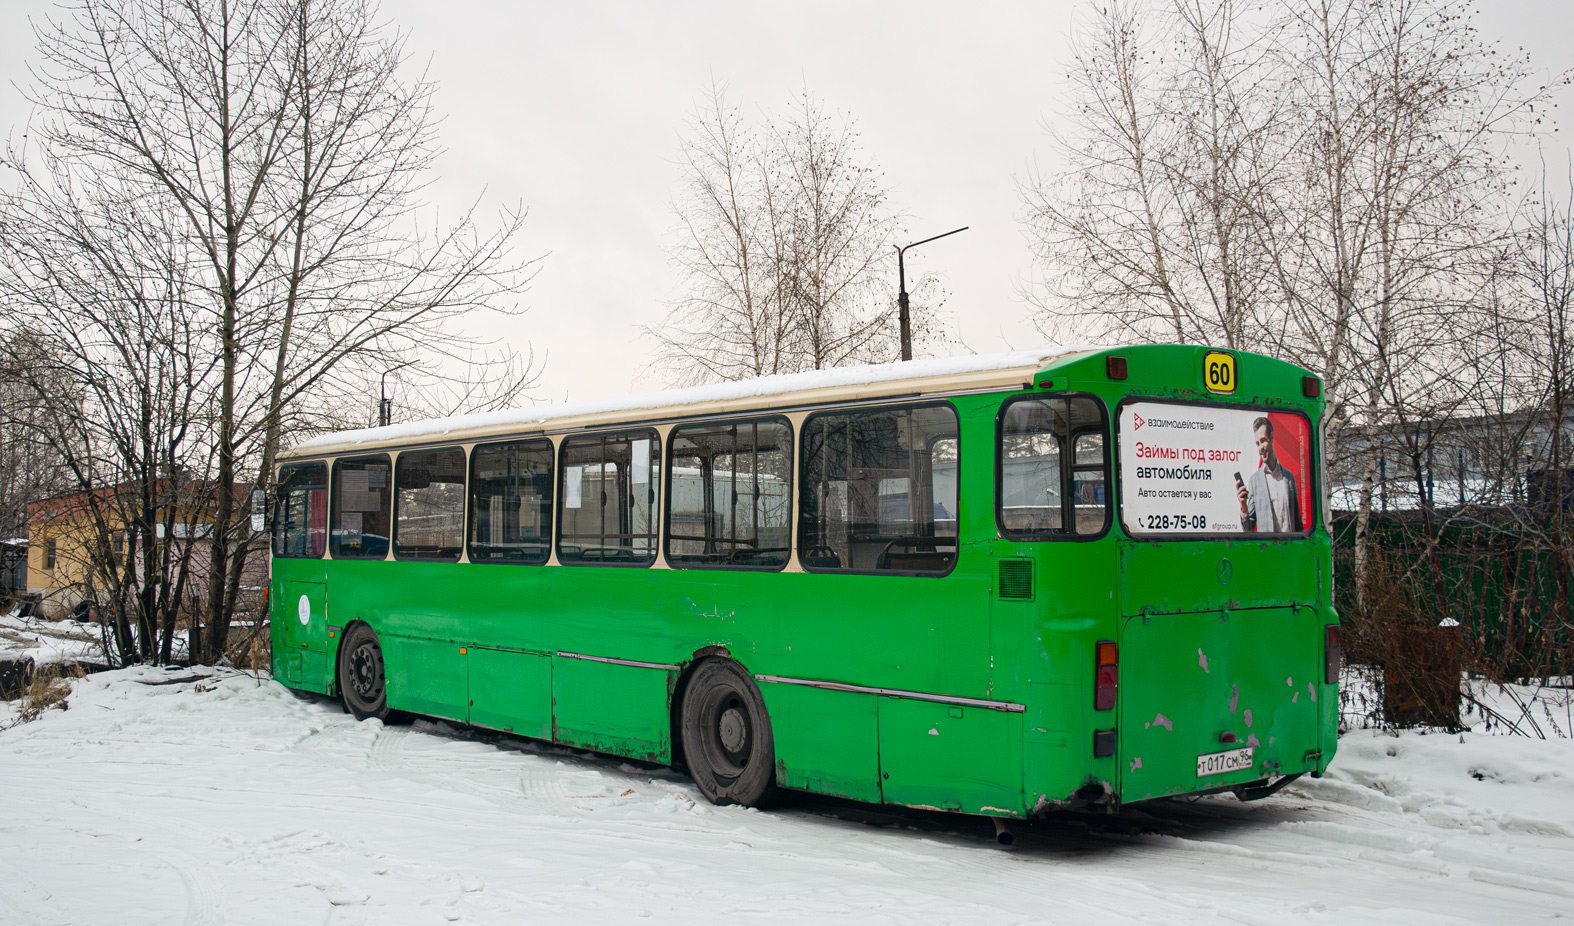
<box><xmin>1204</xmin><ymin>351</ymin><xmax>1236</xmax><ymax>394</ymax></box>
<box><xmin>298</xmin><ymin>594</ymin><xmax>311</xmax><ymax>626</ymax></box>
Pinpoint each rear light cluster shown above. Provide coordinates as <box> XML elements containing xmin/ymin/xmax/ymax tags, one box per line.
<box><xmin>1095</xmin><ymin>640</ymin><xmax>1118</xmax><ymax>710</ymax></box>
<box><xmin>1325</xmin><ymin>625</ymin><xmax>1342</xmax><ymax>685</ymax></box>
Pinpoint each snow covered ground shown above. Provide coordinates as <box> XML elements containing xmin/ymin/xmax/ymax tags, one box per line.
<box><xmin>1</xmin><ymin>668</ymin><xmax>1571</xmax><ymax>925</ymax></box>
<box><xmin>0</xmin><ymin>609</ymin><xmax>108</xmax><ymax>671</ymax></box>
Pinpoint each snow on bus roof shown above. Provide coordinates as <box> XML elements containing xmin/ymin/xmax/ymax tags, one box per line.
<box><xmin>294</xmin><ymin>345</ymin><xmax>1101</xmax><ymax>452</ymax></box>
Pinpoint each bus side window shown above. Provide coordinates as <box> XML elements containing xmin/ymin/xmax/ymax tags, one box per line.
<box><xmin>273</xmin><ymin>461</ymin><xmax>327</xmax><ymax>558</ymax></box>
<box><xmin>798</xmin><ymin>404</ymin><xmax>959</xmax><ymax>574</ymax></box>
<box><xmin>998</xmin><ymin>396</ymin><xmax>1109</xmax><ymax>539</ymax></box>
<box><xmin>331</xmin><ymin>454</ymin><xmax>393</xmax><ymax>558</ymax></box>
<box><xmin>394</xmin><ymin>447</ymin><xmax>466</xmax><ymax>561</ymax></box>
<box><xmin>558</xmin><ymin>430</ymin><xmax>660</xmax><ymax>566</ymax></box>
<box><xmin>469</xmin><ymin>440</ymin><xmax>553</xmax><ymax>565</ymax></box>
<box><xmin>667</xmin><ymin>418</ymin><xmax>792</xmax><ymax>569</ymax></box>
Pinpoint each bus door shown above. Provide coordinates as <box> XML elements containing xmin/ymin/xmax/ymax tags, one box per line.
<box><xmin>273</xmin><ymin>460</ymin><xmax>330</xmax><ymax>685</ymax></box>
<box><xmin>279</xmin><ymin>580</ymin><xmax>328</xmax><ymax>686</ymax></box>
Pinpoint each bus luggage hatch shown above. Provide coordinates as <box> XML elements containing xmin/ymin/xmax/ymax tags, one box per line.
<box><xmin>1117</xmin><ymin>605</ymin><xmax>1321</xmax><ymax>802</ymax></box>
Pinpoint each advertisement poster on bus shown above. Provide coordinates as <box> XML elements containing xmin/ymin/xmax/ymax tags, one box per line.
<box><xmin>1118</xmin><ymin>401</ymin><xmax>1312</xmax><ymax>536</ymax></box>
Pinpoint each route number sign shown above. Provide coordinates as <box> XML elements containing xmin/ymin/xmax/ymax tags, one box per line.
<box><xmin>1204</xmin><ymin>351</ymin><xmax>1236</xmax><ymax>394</ymax></box>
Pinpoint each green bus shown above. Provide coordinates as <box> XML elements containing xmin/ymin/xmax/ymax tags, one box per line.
<box><xmin>270</xmin><ymin>345</ymin><xmax>1339</xmax><ymax>819</ymax></box>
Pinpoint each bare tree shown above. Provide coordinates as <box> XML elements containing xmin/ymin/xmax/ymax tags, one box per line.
<box><xmin>1023</xmin><ymin>0</ymin><xmax>1279</xmax><ymax>348</ymax></box>
<box><xmin>651</xmin><ymin>83</ymin><xmax>933</xmax><ymax>385</ymax></box>
<box><xmin>1501</xmin><ymin>178</ymin><xmax>1574</xmax><ymax>646</ymax></box>
<box><xmin>2</xmin><ymin>0</ymin><xmax>539</xmax><ymax>663</ymax></box>
<box><xmin>0</xmin><ymin>330</ymin><xmax>74</xmax><ymax>541</ymax></box>
<box><xmin>1025</xmin><ymin>0</ymin><xmax>1559</xmax><ymax>612</ymax></box>
<box><xmin>1</xmin><ymin>160</ymin><xmax>245</xmax><ymax>664</ymax></box>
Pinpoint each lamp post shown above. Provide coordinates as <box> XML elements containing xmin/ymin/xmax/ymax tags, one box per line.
<box><xmin>896</xmin><ymin>226</ymin><xmax>968</xmax><ymax>362</ymax></box>
<box><xmin>378</xmin><ymin>360</ymin><xmax>416</xmax><ymax>427</ymax></box>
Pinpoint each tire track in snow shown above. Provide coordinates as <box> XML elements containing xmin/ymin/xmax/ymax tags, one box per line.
<box><xmin>0</xmin><ymin>868</ymin><xmax>67</xmax><ymax>926</ymax></box>
<box><xmin>1259</xmin><ymin>784</ymin><xmax>1574</xmax><ymax>909</ymax></box>
<box><xmin>158</xmin><ymin>846</ymin><xmax>223</xmax><ymax>926</ymax></box>
<box><xmin>365</xmin><ymin>724</ymin><xmax>408</xmax><ymax>771</ymax></box>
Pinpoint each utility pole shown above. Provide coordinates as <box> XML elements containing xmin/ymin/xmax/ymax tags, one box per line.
<box><xmin>896</xmin><ymin>226</ymin><xmax>967</xmax><ymax>362</ymax></box>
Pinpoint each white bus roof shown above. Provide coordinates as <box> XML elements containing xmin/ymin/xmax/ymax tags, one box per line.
<box><xmin>287</xmin><ymin>345</ymin><xmax>1101</xmax><ymax>458</ymax></box>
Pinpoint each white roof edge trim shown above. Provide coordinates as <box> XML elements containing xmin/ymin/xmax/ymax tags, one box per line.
<box><xmin>290</xmin><ymin>345</ymin><xmax>1104</xmax><ymax>455</ymax></box>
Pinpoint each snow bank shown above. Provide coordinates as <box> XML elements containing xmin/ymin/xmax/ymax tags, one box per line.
<box><xmin>0</xmin><ymin>610</ymin><xmax>108</xmax><ymax>668</ymax></box>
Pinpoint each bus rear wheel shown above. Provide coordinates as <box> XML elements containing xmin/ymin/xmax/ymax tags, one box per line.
<box><xmin>680</xmin><ymin>658</ymin><xmax>779</xmax><ymax>807</ymax></box>
<box><xmin>339</xmin><ymin>624</ymin><xmax>399</xmax><ymax>722</ymax></box>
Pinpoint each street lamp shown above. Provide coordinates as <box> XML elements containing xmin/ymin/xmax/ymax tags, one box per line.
<box><xmin>378</xmin><ymin>360</ymin><xmax>416</xmax><ymax>427</ymax></box>
<box><xmin>896</xmin><ymin>226</ymin><xmax>968</xmax><ymax>362</ymax></box>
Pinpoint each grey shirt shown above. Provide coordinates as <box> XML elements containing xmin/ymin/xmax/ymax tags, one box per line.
<box><xmin>1245</xmin><ymin>461</ymin><xmax>1301</xmax><ymax>532</ymax></box>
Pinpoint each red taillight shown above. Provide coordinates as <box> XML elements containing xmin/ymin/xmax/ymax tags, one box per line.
<box><xmin>1095</xmin><ymin>640</ymin><xmax>1118</xmax><ymax>710</ymax></box>
<box><xmin>1325</xmin><ymin>624</ymin><xmax>1342</xmax><ymax>685</ymax></box>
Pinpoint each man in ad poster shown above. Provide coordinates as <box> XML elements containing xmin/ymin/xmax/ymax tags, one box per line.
<box><xmin>1237</xmin><ymin>416</ymin><xmax>1301</xmax><ymax>532</ymax></box>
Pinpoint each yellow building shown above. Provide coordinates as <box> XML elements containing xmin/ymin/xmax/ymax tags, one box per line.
<box><xmin>26</xmin><ymin>488</ymin><xmax>136</xmax><ymax>619</ymax></box>
<box><xmin>27</xmin><ymin>482</ymin><xmax>266</xmax><ymax>621</ymax></box>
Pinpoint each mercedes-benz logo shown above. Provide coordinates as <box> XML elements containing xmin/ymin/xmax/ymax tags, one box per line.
<box><xmin>1217</xmin><ymin>558</ymin><xmax>1234</xmax><ymax>585</ymax></box>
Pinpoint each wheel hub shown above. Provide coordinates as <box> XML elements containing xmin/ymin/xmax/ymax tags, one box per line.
<box><xmin>718</xmin><ymin>707</ymin><xmax>746</xmax><ymax>753</ymax></box>
<box><xmin>350</xmin><ymin>645</ymin><xmax>377</xmax><ymax>698</ymax></box>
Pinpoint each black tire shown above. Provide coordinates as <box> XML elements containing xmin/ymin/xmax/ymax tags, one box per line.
<box><xmin>338</xmin><ymin>623</ymin><xmax>401</xmax><ymax>722</ymax></box>
<box><xmin>680</xmin><ymin>658</ymin><xmax>779</xmax><ymax>807</ymax></box>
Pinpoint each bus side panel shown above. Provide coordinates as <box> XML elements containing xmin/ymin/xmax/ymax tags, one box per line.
<box><xmin>1024</xmin><ymin>679</ymin><xmax>1090</xmax><ymax>810</ymax></box>
<box><xmin>552</xmin><ymin>658</ymin><xmax>673</xmax><ymax>763</ymax></box>
<box><xmin>469</xmin><ymin>648</ymin><xmax>552</xmax><ymax>739</ymax></box>
<box><xmin>763</xmin><ymin>683</ymin><xmax>880</xmax><ymax>803</ymax></box>
<box><xmin>383</xmin><ymin>633</ymin><xmax>468</xmax><ymax>721</ymax></box>
<box><xmin>1007</xmin><ymin>542</ymin><xmax>1121</xmax><ymax>809</ymax></box>
<box><xmin>877</xmin><ymin>698</ymin><xmax>1023</xmax><ymax>815</ymax></box>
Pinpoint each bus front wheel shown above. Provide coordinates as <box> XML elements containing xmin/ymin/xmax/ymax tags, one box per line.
<box><xmin>680</xmin><ymin>658</ymin><xmax>779</xmax><ymax>807</ymax></box>
<box><xmin>339</xmin><ymin>624</ymin><xmax>399</xmax><ymax>722</ymax></box>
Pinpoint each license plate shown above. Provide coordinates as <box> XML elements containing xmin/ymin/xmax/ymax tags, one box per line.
<box><xmin>1197</xmin><ymin>746</ymin><xmax>1254</xmax><ymax>777</ymax></box>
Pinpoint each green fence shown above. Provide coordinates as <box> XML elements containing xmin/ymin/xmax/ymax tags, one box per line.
<box><xmin>1331</xmin><ymin>512</ymin><xmax>1571</xmax><ymax>680</ymax></box>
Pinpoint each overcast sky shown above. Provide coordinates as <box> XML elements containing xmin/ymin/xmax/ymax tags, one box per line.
<box><xmin>4</xmin><ymin>0</ymin><xmax>1572</xmax><ymax>410</ymax></box>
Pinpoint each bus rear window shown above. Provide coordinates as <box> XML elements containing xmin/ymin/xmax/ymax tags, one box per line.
<box><xmin>1118</xmin><ymin>401</ymin><xmax>1313</xmax><ymax>536</ymax></box>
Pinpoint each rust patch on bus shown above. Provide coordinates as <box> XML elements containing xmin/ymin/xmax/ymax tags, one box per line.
<box><xmin>1034</xmin><ymin>777</ymin><xmax>1116</xmax><ymax>815</ymax></box>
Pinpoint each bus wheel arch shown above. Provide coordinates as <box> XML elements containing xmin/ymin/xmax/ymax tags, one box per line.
<box><xmin>678</xmin><ymin>655</ymin><xmax>779</xmax><ymax>808</ymax></box>
<box><xmin>337</xmin><ymin>621</ymin><xmax>404</xmax><ymax>723</ymax></box>
<box><xmin>669</xmin><ymin>645</ymin><xmax>732</xmax><ymax>773</ymax></box>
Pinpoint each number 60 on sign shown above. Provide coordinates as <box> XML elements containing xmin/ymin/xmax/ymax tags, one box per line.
<box><xmin>1204</xmin><ymin>351</ymin><xmax>1236</xmax><ymax>394</ymax></box>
